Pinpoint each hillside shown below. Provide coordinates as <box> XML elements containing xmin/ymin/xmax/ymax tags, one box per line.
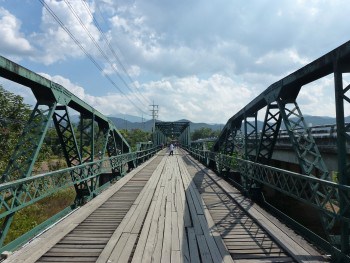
<box><xmin>72</xmin><ymin>114</ymin><xmax>342</xmax><ymax>133</ymax></box>
<box><xmin>108</xmin><ymin>117</ymin><xmax>224</xmax><ymax>132</ymax></box>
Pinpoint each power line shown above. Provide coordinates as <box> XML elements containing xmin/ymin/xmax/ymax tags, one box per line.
<box><xmin>38</xmin><ymin>0</ymin><xmax>148</xmax><ymax>115</ymax></box>
<box><xmin>80</xmin><ymin>0</ymin><xmax>151</xmax><ymax>105</ymax></box>
<box><xmin>63</xmin><ymin>0</ymin><xmax>149</xmax><ymax>111</ymax></box>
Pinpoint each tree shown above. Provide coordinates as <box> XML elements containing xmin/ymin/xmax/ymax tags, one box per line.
<box><xmin>0</xmin><ymin>86</ymin><xmax>31</xmax><ymax>175</ymax></box>
<box><xmin>120</xmin><ymin>129</ymin><xmax>151</xmax><ymax>151</ymax></box>
<box><xmin>191</xmin><ymin>127</ymin><xmax>219</xmax><ymax>141</ymax></box>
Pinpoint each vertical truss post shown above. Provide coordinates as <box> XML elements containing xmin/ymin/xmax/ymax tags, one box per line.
<box><xmin>244</xmin><ymin>113</ymin><xmax>258</xmax><ymax>160</ymax></box>
<box><xmin>244</xmin><ymin>113</ymin><xmax>259</xmax><ymax>193</ymax></box>
<box><xmin>53</xmin><ymin>106</ymin><xmax>82</xmax><ymax>166</ymax></box>
<box><xmin>106</xmin><ymin>130</ymin><xmax>119</xmax><ymax>173</ymax></box>
<box><xmin>113</xmin><ymin>130</ymin><xmax>128</xmax><ymax>176</ymax></box>
<box><xmin>223</xmin><ymin>127</ymin><xmax>237</xmax><ymax>156</ymax></box>
<box><xmin>73</xmin><ymin>113</ymin><xmax>95</xmax><ymax>203</ymax></box>
<box><xmin>0</xmin><ymin>102</ymin><xmax>57</xmax><ymax>246</ymax></box>
<box><xmin>53</xmin><ymin>106</ymin><xmax>82</xmax><ymax>203</ymax></box>
<box><xmin>180</xmin><ymin>125</ymin><xmax>191</xmax><ymax>146</ymax></box>
<box><xmin>334</xmin><ymin>63</ymin><xmax>350</xmax><ymax>254</ymax></box>
<box><xmin>256</xmin><ymin>104</ymin><xmax>282</xmax><ymax>163</ymax></box>
<box><xmin>98</xmin><ymin>124</ymin><xmax>110</xmax><ymax>159</ymax></box>
<box><xmin>80</xmin><ymin>114</ymin><xmax>94</xmax><ymax>163</ymax></box>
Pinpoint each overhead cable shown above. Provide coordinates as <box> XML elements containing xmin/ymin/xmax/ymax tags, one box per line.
<box><xmin>38</xmin><ymin>0</ymin><xmax>148</xmax><ymax>115</ymax></box>
<box><xmin>81</xmin><ymin>0</ymin><xmax>151</xmax><ymax>105</ymax></box>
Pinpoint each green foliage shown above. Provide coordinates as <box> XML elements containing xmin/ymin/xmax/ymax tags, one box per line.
<box><xmin>120</xmin><ymin>129</ymin><xmax>151</xmax><ymax>151</ymax></box>
<box><xmin>4</xmin><ymin>187</ymin><xmax>76</xmax><ymax>244</ymax></box>
<box><xmin>0</xmin><ymin>86</ymin><xmax>31</xmax><ymax>176</ymax></box>
<box><xmin>230</xmin><ymin>152</ymin><xmax>240</xmax><ymax>170</ymax></box>
<box><xmin>191</xmin><ymin>127</ymin><xmax>220</xmax><ymax>141</ymax></box>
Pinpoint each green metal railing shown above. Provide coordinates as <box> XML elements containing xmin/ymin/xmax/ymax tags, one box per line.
<box><xmin>185</xmin><ymin>146</ymin><xmax>350</xmax><ymax>262</ymax></box>
<box><xmin>0</xmin><ymin>146</ymin><xmax>160</xmax><ymax>253</ymax></box>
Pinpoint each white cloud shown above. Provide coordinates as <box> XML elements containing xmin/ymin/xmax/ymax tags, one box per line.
<box><xmin>0</xmin><ymin>7</ymin><xmax>32</xmax><ymax>55</ymax></box>
<box><xmin>297</xmin><ymin>76</ymin><xmax>336</xmax><ymax>117</ymax></box>
<box><xmin>39</xmin><ymin>73</ymin><xmax>86</xmax><ymax>100</ymax></box>
<box><xmin>31</xmin><ymin>0</ymin><xmax>99</xmax><ymax>64</ymax></box>
<box><xmin>24</xmin><ymin>72</ymin><xmax>252</xmax><ymax>124</ymax></box>
<box><xmin>2</xmin><ymin>0</ymin><xmax>350</xmax><ymax>124</ymax></box>
<box><xmin>141</xmin><ymin>74</ymin><xmax>252</xmax><ymax>123</ymax></box>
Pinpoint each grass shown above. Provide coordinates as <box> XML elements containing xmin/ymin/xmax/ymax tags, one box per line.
<box><xmin>4</xmin><ymin>187</ymin><xmax>76</xmax><ymax>245</ymax></box>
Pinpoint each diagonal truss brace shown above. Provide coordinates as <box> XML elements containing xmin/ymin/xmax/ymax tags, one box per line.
<box><xmin>0</xmin><ymin>102</ymin><xmax>57</xmax><ymax>246</ymax></box>
<box><xmin>256</xmin><ymin>103</ymin><xmax>282</xmax><ymax>163</ymax></box>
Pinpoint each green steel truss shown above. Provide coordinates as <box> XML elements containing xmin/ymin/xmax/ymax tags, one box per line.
<box><xmin>256</xmin><ymin>103</ymin><xmax>282</xmax><ymax>162</ymax></box>
<box><xmin>244</xmin><ymin>113</ymin><xmax>258</xmax><ymax>160</ymax></box>
<box><xmin>210</xmin><ymin>40</ymin><xmax>350</xmax><ymax>261</ymax></box>
<box><xmin>2</xmin><ymin>102</ymin><xmax>57</xmax><ymax>182</ymax></box>
<box><xmin>154</xmin><ymin>121</ymin><xmax>190</xmax><ymax>146</ymax></box>
<box><xmin>0</xmin><ymin>148</ymin><xmax>159</xmax><ymax>250</ymax></box>
<box><xmin>187</xmin><ymin>147</ymin><xmax>350</xmax><ymax>261</ymax></box>
<box><xmin>277</xmin><ymin>100</ymin><xmax>330</xmax><ymax>180</ymax></box>
<box><xmin>334</xmin><ymin>61</ymin><xmax>350</xmax><ymax>255</ymax></box>
<box><xmin>0</xmin><ymin>55</ymin><xmax>160</xmax><ymax>251</ymax></box>
<box><xmin>53</xmin><ymin>106</ymin><xmax>82</xmax><ymax>165</ymax></box>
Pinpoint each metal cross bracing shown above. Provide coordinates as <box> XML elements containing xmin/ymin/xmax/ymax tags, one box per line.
<box><xmin>154</xmin><ymin>121</ymin><xmax>191</xmax><ymax>146</ymax></box>
<box><xmin>256</xmin><ymin>103</ymin><xmax>282</xmax><ymax>163</ymax></box>
<box><xmin>0</xmin><ymin>55</ymin><xmax>160</xmax><ymax>252</ymax></box>
<box><xmin>208</xmin><ymin>40</ymin><xmax>350</xmax><ymax>261</ymax></box>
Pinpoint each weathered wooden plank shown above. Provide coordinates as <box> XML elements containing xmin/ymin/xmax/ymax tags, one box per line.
<box><xmin>171</xmin><ymin>211</ymin><xmax>180</xmax><ymax>252</ymax></box>
<box><xmin>187</xmin><ymin>227</ymin><xmax>200</xmax><ymax>263</ymax></box>
<box><xmin>117</xmin><ymin>233</ymin><xmax>138</xmax><ymax>263</ymax></box>
<box><xmin>161</xmin><ymin>201</ymin><xmax>172</xmax><ymax>263</ymax></box>
<box><xmin>105</xmin><ymin>231</ymin><xmax>130</xmax><ymax>262</ymax></box>
<box><xmin>175</xmin><ymin>179</ymin><xmax>190</xmax><ymax>263</ymax></box>
<box><xmin>96</xmin><ymin>157</ymin><xmax>167</xmax><ymax>263</ymax></box>
<box><xmin>196</xmin><ymin>235</ymin><xmax>213</xmax><ymax>263</ymax></box>
<box><xmin>200</xmin><ymin>210</ymin><xmax>234</xmax><ymax>263</ymax></box>
<box><xmin>141</xmin><ymin>185</ymin><xmax>166</xmax><ymax>263</ymax></box>
<box><xmin>171</xmin><ymin>250</ymin><xmax>181</xmax><ymax>263</ymax></box>
<box><xmin>36</xmin><ymin>256</ymin><xmax>98</xmax><ymax>262</ymax></box>
<box><xmin>5</xmin><ymin>154</ymin><xmax>162</xmax><ymax>263</ymax></box>
<box><xmin>131</xmin><ymin>177</ymin><xmax>162</xmax><ymax>263</ymax></box>
<box><xmin>182</xmin><ymin>151</ymin><xmax>329</xmax><ymax>263</ymax></box>
<box><xmin>149</xmin><ymin>178</ymin><xmax>168</xmax><ymax>263</ymax></box>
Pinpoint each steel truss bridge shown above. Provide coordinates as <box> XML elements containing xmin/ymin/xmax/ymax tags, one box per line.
<box><xmin>1</xmin><ymin>41</ymin><xmax>350</xmax><ymax>262</ymax></box>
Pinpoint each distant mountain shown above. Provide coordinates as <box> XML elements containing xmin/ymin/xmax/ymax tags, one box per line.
<box><xmin>108</xmin><ymin>117</ymin><xmax>224</xmax><ymax>132</ymax></box>
<box><xmin>107</xmin><ymin>113</ymin><xmax>149</xmax><ymax>123</ymax></box>
<box><xmin>108</xmin><ymin>117</ymin><xmax>154</xmax><ymax>131</ymax></box>
<box><xmin>70</xmin><ymin>113</ymin><xmax>344</xmax><ymax>133</ymax></box>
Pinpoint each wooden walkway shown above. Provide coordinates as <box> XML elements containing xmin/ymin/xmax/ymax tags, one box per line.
<box><xmin>5</xmin><ymin>149</ymin><xmax>328</xmax><ymax>263</ymax></box>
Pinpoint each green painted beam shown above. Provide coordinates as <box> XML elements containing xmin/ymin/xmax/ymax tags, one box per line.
<box><xmin>214</xmin><ymin>40</ymin><xmax>350</xmax><ymax>151</ymax></box>
<box><xmin>0</xmin><ymin>55</ymin><xmax>130</xmax><ymax>152</ymax></box>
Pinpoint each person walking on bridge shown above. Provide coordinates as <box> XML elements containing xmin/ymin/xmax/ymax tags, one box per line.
<box><xmin>169</xmin><ymin>143</ymin><xmax>174</xmax><ymax>156</ymax></box>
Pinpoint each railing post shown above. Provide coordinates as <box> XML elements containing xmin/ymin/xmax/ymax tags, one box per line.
<box><xmin>334</xmin><ymin>61</ymin><xmax>350</xmax><ymax>254</ymax></box>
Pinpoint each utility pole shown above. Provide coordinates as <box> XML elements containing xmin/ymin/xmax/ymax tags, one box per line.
<box><xmin>150</xmin><ymin>101</ymin><xmax>159</xmax><ymax>133</ymax></box>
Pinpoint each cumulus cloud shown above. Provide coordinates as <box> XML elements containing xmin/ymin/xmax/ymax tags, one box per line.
<box><xmin>297</xmin><ymin>76</ymin><xmax>336</xmax><ymax>117</ymax></box>
<box><xmin>31</xmin><ymin>0</ymin><xmax>101</xmax><ymax>64</ymax></box>
<box><xmin>141</xmin><ymin>74</ymin><xmax>252</xmax><ymax>123</ymax></box>
<box><xmin>24</xmin><ymin>72</ymin><xmax>252</xmax><ymax>123</ymax></box>
<box><xmin>2</xmin><ymin>0</ymin><xmax>350</xmax><ymax>123</ymax></box>
<box><xmin>39</xmin><ymin>73</ymin><xmax>87</xmax><ymax>100</ymax></box>
<box><xmin>0</xmin><ymin>7</ymin><xmax>32</xmax><ymax>56</ymax></box>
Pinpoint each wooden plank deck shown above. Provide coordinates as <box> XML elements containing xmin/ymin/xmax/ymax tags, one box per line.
<box><xmin>4</xmin><ymin>149</ymin><xmax>329</xmax><ymax>263</ymax></box>
<box><xmin>179</xmin><ymin>149</ymin><xmax>329</xmax><ymax>263</ymax></box>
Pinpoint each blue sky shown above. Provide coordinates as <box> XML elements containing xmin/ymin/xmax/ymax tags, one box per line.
<box><xmin>0</xmin><ymin>0</ymin><xmax>350</xmax><ymax>123</ymax></box>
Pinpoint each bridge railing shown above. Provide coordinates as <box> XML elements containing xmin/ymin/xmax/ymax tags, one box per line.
<box><xmin>185</xmin><ymin>146</ymin><xmax>350</xmax><ymax>261</ymax></box>
<box><xmin>0</xmin><ymin>146</ymin><xmax>160</xmax><ymax>253</ymax></box>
